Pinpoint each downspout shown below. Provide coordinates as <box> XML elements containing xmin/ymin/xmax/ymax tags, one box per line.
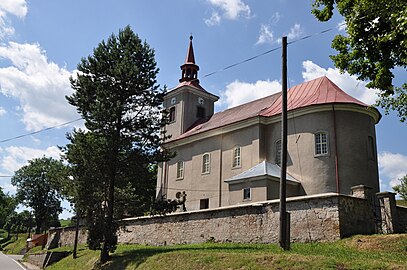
<box><xmin>218</xmin><ymin>133</ymin><xmax>223</xmax><ymax>207</ymax></box>
<box><xmin>332</xmin><ymin>105</ymin><xmax>340</xmax><ymax>194</ymax></box>
<box><xmin>163</xmin><ymin>161</ymin><xmax>168</xmax><ymax>198</ymax></box>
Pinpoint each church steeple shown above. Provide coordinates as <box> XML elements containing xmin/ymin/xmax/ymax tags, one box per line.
<box><xmin>179</xmin><ymin>35</ymin><xmax>200</xmax><ymax>85</ymax></box>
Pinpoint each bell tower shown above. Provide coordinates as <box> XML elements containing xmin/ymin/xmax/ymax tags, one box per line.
<box><xmin>163</xmin><ymin>36</ymin><xmax>219</xmax><ymax>140</ymax></box>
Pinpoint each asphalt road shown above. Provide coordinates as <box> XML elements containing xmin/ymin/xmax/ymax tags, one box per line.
<box><xmin>0</xmin><ymin>252</ymin><xmax>25</xmax><ymax>270</ymax></box>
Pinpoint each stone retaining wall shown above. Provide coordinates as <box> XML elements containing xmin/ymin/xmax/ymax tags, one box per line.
<box><xmin>49</xmin><ymin>192</ymin><xmax>406</xmax><ymax>247</ymax></box>
<box><xmin>397</xmin><ymin>206</ymin><xmax>407</xmax><ymax>232</ymax></box>
<box><xmin>118</xmin><ymin>193</ymin><xmax>369</xmax><ymax>245</ymax></box>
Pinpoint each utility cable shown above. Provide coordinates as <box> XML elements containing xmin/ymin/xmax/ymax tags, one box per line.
<box><xmin>201</xmin><ymin>22</ymin><xmax>346</xmax><ymax>79</ymax></box>
<box><xmin>0</xmin><ymin>118</ymin><xmax>82</xmax><ymax>144</ymax></box>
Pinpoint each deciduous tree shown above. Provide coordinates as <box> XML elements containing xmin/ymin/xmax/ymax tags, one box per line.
<box><xmin>312</xmin><ymin>0</ymin><xmax>407</xmax><ymax>121</ymax></box>
<box><xmin>393</xmin><ymin>175</ymin><xmax>407</xmax><ymax>200</ymax></box>
<box><xmin>0</xmin><ymin>187</ymin><xmax>16</xmax><ymax>229</ymax></box>
<box><xmin>11</xmin><ymin>157</ymin><xmax>67</xmax><ymax>233</ymax></box>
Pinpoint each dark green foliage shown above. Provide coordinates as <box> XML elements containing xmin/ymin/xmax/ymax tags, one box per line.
<box><xmin>394</xmin><ymin>175</ymin><xmax>407</xmax><ymax>200</ymax></box>
<box><xmin>0</xmin><ymin>187</ymin><xmax>16</xmax><ymax>229</ymax></box>
<box><xmin>312</xmin><ymin>0</ymin><xmax>407</xmax><ymax>121</ymax></box>
<box><xmin>11</xmin><ymin>157</ymin><xmax>68</xmax><ymax>233</ymax></box>
<box><xmin>64</xmin><ymin>25</ymin><xmax>170</xmax><ymax>263</ymax></box>
<box><xmin>3</xmin><ymin>211</ymin><xmax>34</xmax><ymax>240</ymax></box>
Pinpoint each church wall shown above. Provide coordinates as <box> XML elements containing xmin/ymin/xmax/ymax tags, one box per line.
<box><xmin>228</xmin><ymin>179</ymin><xmax>268</xmax><ymax>205</ymax></box>
<box><xmin>334</xmin><ymin>111</ymin><xmax>379</xmax><ymax>194</ymax></box>
<box><xmin>263</xmin><ymin>108</ymin><xmax>379</xmax><ymax>196</ymax></box>
<box><xmin>164</xmin><ymin>124</ymin><xmax>263</xmax><ymax>210</ymax></box>
<box><xmin>265</xmin><ymin>111</ymin><xmax>337</xmax><ymax>195</ymax></box>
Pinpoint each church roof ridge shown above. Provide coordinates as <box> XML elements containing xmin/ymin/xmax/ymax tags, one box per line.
<box><xmin>169</xmin><ymin>76</ymin><xmax>380</xmax><ymax>143</ymax></box>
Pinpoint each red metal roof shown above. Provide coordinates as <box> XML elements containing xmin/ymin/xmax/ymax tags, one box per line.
<box><xmin>170</xmin><ymin>76</ymin><xmax>375</xmax><ymax>142</ymax></box>
<box><xmin>185</xmin><ymin>35</ymin><xmax>196</xmax><ymax>64</ymax></box>
<box><xmin>260</xmin><ymin>76</ymin><xmax>367</xmax><ymax>117</ymax></box>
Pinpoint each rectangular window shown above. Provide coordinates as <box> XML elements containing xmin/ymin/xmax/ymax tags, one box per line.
<box><xmin>243</xmin><ymin>188</ymin><xmax>251</xmax><ymax>200</ymax></box>
<box><xmin>202</xmin><ymin>153</ymin><xmax>210</xmax><ymax>174</ymax></box>
<box><xmin>232</xmin><ymin>146</ymin><xmax>241</xmax><ymax>168</ymax></box>
<box><xmin>176</xmin><ymin>160</ymin><xmax>184</xmax><ymax>179</ymax></box>
<box><xmin>315</xmin><ymin>132</ymin><xmax>328</xmax><ymax>156</ymax></box>
<box><xmin>169</xmin><ymin>107</ymin><xmax>176</xmax><ymax>122</ymax></box>
<box><xmin>200</xmin><ymin>198</ymin><xmax>209</xmax><ymax>209</ymax></box>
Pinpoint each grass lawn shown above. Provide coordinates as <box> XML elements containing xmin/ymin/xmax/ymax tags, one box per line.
<box><xmin>45</xmin><ymin>234</ymin><xmax>407</xmax><ymax>270</ymax></box>
<box><xmin>1</xmin><ymin>233</ymin><xmax>29</xmax><ymax>254</ymax></box>
<box><xmin>397</xmin><ymin>200</ymin><xmax>407</xmax><ymax>207</ymax></box>
<box><xmin>60</xmin><ymin>219</ymin><xmax>74</xmax><ymax>227</ymax></box>
<box><xmin>0</xmin><ymin>229</ymin><xmax>7</xmax><ymax>239</ymax></box>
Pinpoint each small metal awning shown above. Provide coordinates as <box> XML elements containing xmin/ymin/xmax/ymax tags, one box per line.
<box><xmin>224</xmin><ymin>161</ymin><xmax>300</xmax><ymax>185</ymax></box>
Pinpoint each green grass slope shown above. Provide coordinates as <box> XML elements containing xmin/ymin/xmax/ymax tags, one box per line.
<box><xmin>1</xmin><ymin>233</ymin><xmax>29</xmax><ymax>254</ymax></box>
<box><xmin>45</xmin><ymin>234</ymin><xmax>407</xmax><ymax>270</ymax></box>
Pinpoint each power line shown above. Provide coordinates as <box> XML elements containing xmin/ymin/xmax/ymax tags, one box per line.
<box><xmin>0</xmin><ymin>23</ymin><xmax>345</xmax><ymax>146</ymax></box>
<box><xmin>0</xmin><ymin>118</ymin><xmax>83</xmax><ymax>144</ymax></box>
<box><xmin>202</xmin><ymin>22</ymin><xmax>346</xmax><ymax>79</ymax></box>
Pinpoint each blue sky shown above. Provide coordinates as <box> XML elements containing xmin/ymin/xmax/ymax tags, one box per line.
<box><xmin>0</xmin><ymin>0</ymin><xmax>406</xmax><ymax>218</ymax></box>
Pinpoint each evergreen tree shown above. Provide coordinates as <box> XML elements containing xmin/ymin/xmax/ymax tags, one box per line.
<box><xmin>65</xmin><ymin>25</ymin><xmax>169</xmax><ymax>263</ymax></box>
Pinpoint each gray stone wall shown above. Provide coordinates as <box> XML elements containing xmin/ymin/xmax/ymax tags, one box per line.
<box><xmin>118</xmin><ymin>193</ymin><xmax>368</xmax><ymax>245</ymax></box>
<box><xmin>397</xmin><ymin>206</ymin><xmax>407</xmax><ymax>232</ymax></box>
<box><xmin>338</xmin><ymin>196</ymin><xmax>375</xmax><ymax>237</ymax></box>
<box><xmin>51</xmin><ymin>192</ymin><xmax>402</xmax><ymax>248</ymax></box>
<box><xmin>48</xmin><ymin>226</ymin><xmax>88</xmax><ymax>247</ymax></box>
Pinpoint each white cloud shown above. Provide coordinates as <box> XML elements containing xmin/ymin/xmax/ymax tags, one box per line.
<box><xmin>0</xmin><ymin>42</ymin><xmax>79</xmax><ymax>131</ymax></box>
<box><xmin>301</xmin><ymin>60</ymin><xmax>379</xmax><ymax>105</ymax></box>
<box><xmin>205</xmin><ymin>0</ymin><xmax>251</xmax><ymax>26</ymax></box>
<box><xmin>0</xmin><ymin>107</ymin><xmax>6</xmax><ymax>116</ymax></box>
<box><xmin>337</xmin><ymin>20</ymin><xmax>347</xmax><ymax>31</ymax></box>
<box><xmin>218</xmin><ymin>79</ymin><xmax>282</xmax><ymax>109</ymax></box>
<box><xmin>256</xmin><ymin>24</ymin><xmax>274</xmax><ymax>45</ymax></box>
<box><xmin>205</xmin><ymin>12</ymin><xmax>221</xmax><ymax>26</ymax></box>
<box><xmin>0</xmin><ymin>0</ymin><xmax>27</xmax><ymax>17</ymax></box>
<box><xmin>1</xmin><ymin>145</ymin><xmax>61</xmax><ymax>174</ymax></box>
<box><xmin>277</xmin><ymin>24</ymin><xmax>303</xmax><ymax>44</ymax></box>
<box><xmin>271</xmin><ymin>12</ymin><xmax>281</xmax><ymax>25</ymax></box>
<box><xmin>287</xmin><ymin>24</ymin><xmax>303</xmax><ymax>40</ymax></box>
<box><xmin>0</xmin><ymin>0</ymin><xmax>27</xmax><ymax>39</ymax></box>
<box><xmin>378</xmin><ymin>151</ymin><xmax>407</xmax><ymax>190</ymax></box>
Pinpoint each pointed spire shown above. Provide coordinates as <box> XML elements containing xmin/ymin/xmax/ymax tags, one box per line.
<box><xmin>185</xmin><ymin>35</ymin><xmax>196</xmax><ymax>64</ymax></box>
<box><xmin>179</xmin><ymin>35</ymin><xmax>200</xmax><ymax>84</ymax></box>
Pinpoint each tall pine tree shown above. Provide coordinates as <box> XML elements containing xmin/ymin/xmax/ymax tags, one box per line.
<box><xmin>65</xmin><ymin>26</ymin><xmax>168</xmax><ymax>263</ymax></box>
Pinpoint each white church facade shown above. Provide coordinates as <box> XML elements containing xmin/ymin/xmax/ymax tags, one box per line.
<box><xmin>156</xmin><ymin>36</ymin><xmax>381</xmax><ymax>211</ymax></box>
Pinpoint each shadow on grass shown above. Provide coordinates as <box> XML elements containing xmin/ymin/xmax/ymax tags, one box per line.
<box><xmin>101</xmin><ymin>244</ymin><xmax>280</xmax><ymax>270</ymax></box>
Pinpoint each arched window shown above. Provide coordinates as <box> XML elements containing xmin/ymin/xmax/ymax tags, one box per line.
<box><xmin>202</xmin><ymin>153</ymin><xmax>210</xmax><ymax>174</ymax></box>
<box><xmin>176</xmin><ymin>160</ymin><xmax>184</xmax><ymax>179</ymax></box>
<box><xmin>314</xmin><ymin>132</ymin><xmax>329</xmax><ymax>156</ymax></box>
<box><xmin>275</xmin><ymin>140</ymin><xmax>282</xmax><ymax>165</ymax></box>
<box><xmin>367</xmin><ymin>136</ymin><xmax>375</xmax><ymax>160</ymax></box>
<box><xmin>232</xmin><ymin>145</ymin><xmax>241</xmax><ymax>168</ymax></box>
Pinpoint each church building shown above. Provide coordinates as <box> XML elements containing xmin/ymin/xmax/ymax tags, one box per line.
<box><xmin>156</xmin><ymin>36</ymin><xmax>381</xmax><ymax>211</ymax></box>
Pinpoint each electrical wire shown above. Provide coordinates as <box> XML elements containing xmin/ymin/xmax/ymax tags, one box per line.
<box><xmin>0</xmin><ymin>22</ymin><xmax>348</xmax><ymax>146</ymax></box>
<box><xmin>0</xmin><ymin>118</ymin><xmax>83</xmax><ymax>144</ymax></box>
<box><xmin>201</xmin><ymin>22</ymin><xmax>346</xmax><ymax>79</ymax></box>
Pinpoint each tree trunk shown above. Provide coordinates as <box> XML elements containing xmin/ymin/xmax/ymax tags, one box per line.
<box><xmin>100</xmin><ymin>158</ymin><xmax>117</xmax><ymax>263</ymax></box>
